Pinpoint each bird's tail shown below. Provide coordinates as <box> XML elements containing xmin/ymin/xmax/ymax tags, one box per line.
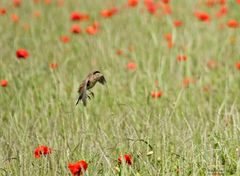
<box><xmin>76</xmin><ymin>94</ymin><xmax>82</xmax><ymax>105</ymax></box>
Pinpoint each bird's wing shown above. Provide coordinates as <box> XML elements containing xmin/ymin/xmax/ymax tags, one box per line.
<box><xmin>98</xmin><ymin>75</ymin><xmax>106</xmax><ymax>85</ymax></box>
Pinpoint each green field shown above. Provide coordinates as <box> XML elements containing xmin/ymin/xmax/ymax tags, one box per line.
<box><xmin>0</xmin><ymin>0</ymin><xmax>240</xmax><ymax>175</ymax></box>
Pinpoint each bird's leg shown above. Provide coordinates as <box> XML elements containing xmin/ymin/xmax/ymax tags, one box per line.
<box><xmin>89</xmin><ymin>91</ymin><xmax>95</xmax><ymax>98</ymax></box>
<box><xmin>87</xmin><ymin>94</ymin><xmax>91</xmax><ymax>100</ymax></box>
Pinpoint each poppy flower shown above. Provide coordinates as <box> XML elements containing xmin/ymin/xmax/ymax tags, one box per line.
<box><xmin>236</xmin><ymin>62</ymin><xmax>240</xmax><ymax>70</ymax></box>
<box><xmin>16</xmin><ymin>49</ymin><xmax>29</xmax><ymax>59</ymax></box>
<box><xmin>68</xmin><ymin>160</ymin><xmax>88</xmax><ymax>176</ymax></box>
<box><xmin>207</xmin><ymin>60</ymin><xmax>217</xmax><ymax>69</ymax></box>
<box><xmin>101</xmin><ymin>7</ymin><xmax>118</xmax><ymax>18</ymax></box>
<box><xmin>164</xmin><ymin>33</ymin><xmax>173</xmax><ymax>48</ymax></box>
<box><xmin>162</xmin><ymin>0</ymin><xmax>170</xmax><ymax>3</ymax></box>
<box><xmin>13</xmin><ymin>0</ymin><xmax>21</xmax><ymax>7</ymax></box>
<box><xmin>60</xmin><ymin>35</ymin><xmax>70</xmax><ymax>43</ymax></box>
<box><xmin>151</xmin><ymin>91</ymin><xmax>163</xmax><ymax>98</ymax></box>
<box><xmin>164</xmin><ymin>33</ymin><xmax>172</xmax><ymax>42</ymax></box>
<box><xmin>1</xmin><ymin>80</ymin><xmax>8</xmax><ymax>87</ymax></box>
<box><xmin>205</xmin><ymin>0</ymin><xmax>216</xmax><ymax>7</ymax></box>
<box><xmin>0</xmin><ymin>8</ymin><xmax>7</xmax><ymax>15</ymax></box>
<box><xmin>195</xmin><ymin>11</ymin><xmax>210</xmax><ymax>22</ymax></box>
<box><xmin>34</xmin><ymin>146</ymin><xmax>51</xmax><ymax>158</ymax></box>
<box><xmin>128</xmin><ymin>0</ymin><xmax>138</xmax><ymax>7</ymax></box>
<box><xmin>45</xmin><ymin>0</ymin><xmax>51</xmax><ymax>4</ymax></box>
<box><xmin>33</xmin><ymin>10</ymin><xmax>41</xmax><ymax>18</ymax></box>
<box><xmin>173</xmin><ymin>20</ymin><xmax>183</xmax><ymax>27</ymax></box>
<box><xmin>216</xmin><ymin>6</ymin><xmax>227</xmax><ymax>18</ymax></box>
<box><xmin>116</xmin><ymin>49</ymin><xmax>123</xmax><ymax>56</ymax></box>
<box><xmin>145</xmin><ymin>2</ymin><xmax>157</xmax><ymax>14</ymax></box>
<box><xmin>182</xmin><ymin>77</ymin><xmax>195</xmax><ymax>87</ymax></box>
<box><xmin>71</xmin><ymin>24</ymin><xmax>81</xmax><ymax>34</ymax></box>
<box><xmin>118</xmin><ymin>154</ymin><xmax>133</xmax><ymax>165</ymax></box>
<box><xmin>127</xmin><ymin>62</ymin><xmax>137</xmax><ymax>70</ymax></box>
<box><xmin>11</xmin><ymin>13</ymin><xmax>19</xmax><ymax>22</ymax></box>
<box><xmin>227</xmin><ymin>19</ymin><xmax>238</xmax><ymax>28</ymax></box>
<box><xmin>177</xmin><ymin>55</ymin><xmax>187</xmax><ymax>62</ymax></box>
<box><xmin>144</xmin><ymin>0</ymin><xmax>153</xmax><ymax>5</ymax></box>
<box><xmin>162</xmin><ymin>4</ymin><xmax>172</xmax><ymax>14</ymax></box>
<box><xmin>86</xmin><ymin>25</ymin><xmax>98</xmax><ymax>35</ymax></box>
<box><xmin>70</xmin><ymin>12</ymin><xmax>89</xmax><ymax>21</ymax></box>
<box><xmin>237</xmin><ymin>0</ymin><xmax>240</xmax><ymax>4</ymax></box>
<box><xmin>50</xmin><ymin>63</ymin><xmax>58</xmax><ymax>69</ymax></box>
<box><xmin>218</xmin><ymin>0</ymin><xmax>226</xmax><ymax>5</ymax></box>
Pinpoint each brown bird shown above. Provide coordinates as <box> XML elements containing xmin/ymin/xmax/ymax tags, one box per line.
<box><xmin>76</xmin><ymin>71</ymin><xmax>106</xmax><ymax>106</ymax></box>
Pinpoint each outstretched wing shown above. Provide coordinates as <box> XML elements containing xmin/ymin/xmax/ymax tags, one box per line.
<box><xmin>98</xmin><ymin>75</ymin><xmax>106</xmax><ymax>85</ymax></box>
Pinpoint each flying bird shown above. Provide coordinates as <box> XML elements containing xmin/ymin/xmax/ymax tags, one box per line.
<box><xmin>76</xmin><ymin>71</ymin><xmax>106</xmax><ymax>106</ymax></box>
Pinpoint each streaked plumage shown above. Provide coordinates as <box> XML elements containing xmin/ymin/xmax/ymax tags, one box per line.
<box><xmin>76</xmin><ymin>71</ymin><xmax>106</xmax><ymax>106</ymax></box>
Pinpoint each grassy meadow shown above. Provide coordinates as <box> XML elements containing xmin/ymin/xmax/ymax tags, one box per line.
<box><xmin>0</xmin><ymin>0</ymin><xmax>240</xmax><ymax>175</ymax></box>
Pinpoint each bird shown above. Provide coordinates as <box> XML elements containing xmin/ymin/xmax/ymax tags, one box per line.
<box><xmin>76</xmin><ymin>70</ymin><xmax>106</xmax><ymax>106</ymax></box>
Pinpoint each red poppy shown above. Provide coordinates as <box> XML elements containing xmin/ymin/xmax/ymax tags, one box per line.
<box><xmin>45</xmin><ymin>0</ymin><xmax>51</xmax><ymax>4</ymax></box>
<box><xmin>227</xmin><ymin>19</ymin><xmax>238</xmax><ymax>28</ymax></box>
<box><xmin>177</xmin><ymin>55</ymin><xmax>187</xmax><ymax>62</ymax></box>
<box><xmin>116</xmin><ymin>49</ymin><xmax>123</xmax><ymax>56</ymax></box>
<box><xmin>71</xmin><ymin>12</ymin><xmax>89</xmax><ymax>21</ymax></box>
<box><xmin>60</xmin><ymin>35</ymin><xmax>70</xmax><ymax>43</ymax></box>
<box><xmin>162</xmin><ymin>0</ymin><xmax>170</xmax><ymax>3</ymax></box>
<box><xmin>11</xmin><ymin>13</ymin><xmax>19</xmax><ymax>22</ymax></box>
<box><xmin>118</xmin><ymin>154</ymin><xmax>133</xmax><ymax>165</ymax></box>
<box><xmin>146</xmin><ymin>2</ymin><xmax>157</xmax><ymax>14</ymax></box>
<box><xmin>50</xmin><ymin>63</ymin><xmax>58</xmax><ymax>69</ymax></box>
<box><xmin>151</xmin><ymin>91</ymin><xmax>163</xmax><ymax>98</ymax></box>
<box><xmin>86</xmin><ymin>25</ymin><xmax>98</xmax><ymax>35</ymax></box>
<box><xmin>237</xmin><ymin>0</ymin><xmax>240</xmax><ymax>4</ymax></box>
<box><xmin>216</xmin><ymin>6</ymin><xmax>227</xmax><ymax>18</ymax></box>
<box><xmin>101</xmin><ymin>7</ymin><xmax>118</xmax><ymax>18</ymax></box>
<box><xmin>218</xmin><ymin>0</ymin><xmax>226</xmax><ymax>5</ymax></box>
<box><xmin>182</xmin><ymin>77</ymin><xmax>195</xmax><ymax>87</ymax></box>
<box><xmin>16</xmin><ymin>49</ymin><xmax>29</xmax><ymax>59</ymax></box>
<box><xmin>127</xmin><ymin>62</ymin><xmax>137</xmax><ymax>70</ymax></box>
<box><xmin>13</xmin><ymin>0</ymin><xmax>21</xmax><ymax>7</ymax></box>
<box><xmin>0</xmin><ymin>8</ymin><xmax>7</xmax><ymax>15</ymax></box>
<box><xmin>34</xmin><ymin>146</ymin><xmax>51</xmax><ymax>158</ymax></box>
<box><xmin>1</xmin><ymin>80</ymin><xmax>8</xmax><ymax>87</ymax></box>
<box><xmin>195</xmin><ymin>11</ymin><xmax>210</xmax><ymax>22</ymax></box>
<box><xmin>164</xmin><ymin>33</ymin><xmax>172</xmax><ymax>42</ymax></box>
<box><xmin>33</xmin><ymin>10</ymin><xmax>41</xmax><ymax>18</ymax></box>
<box><xmin>207</xmin><ymin>60</ymin><xmax>217</xmax><ymax>69</ymax></box>
<box><xmin>205</xmin><ymin>0</ymin><xmax>216</xmax><ymax>7</ymax></box>
<box><xmin>162</xmin><ymin>4</ymin><xmax>172</xmax><ymax>14</ymax></box>
<box><xmin>68</xmin><ymin>160</ymin><xmax>88</xmax><ymax>176</ymax></box>
<box><xmin>144</xmin><ymin>0</ymin><xmax>153</xmax><ymax>5</ymax></box>
<box><xmin>71</xmin><ymin>24</ymin><xmax>81</xmax><ymax>34</ymax></box>
<box><xmin>173</xmin><ymin>20</ymin><xmax>183</xmax><ymax>27</ymax></box>
<box><xmin>164</xmin><ymin>33</ymin><xmax>174</xmax><ymax>48</ymax></box>
<box><xmin>236</xmin><ymin>62</ymin><xmax>240</xmax><ymax>70</ymax></box>
<box><xmin>128</xmin><ymin>0</ymin><xmax>138</xmax><ymax>7</ymax></box>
